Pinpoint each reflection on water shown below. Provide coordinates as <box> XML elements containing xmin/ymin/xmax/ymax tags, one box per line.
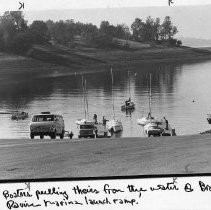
<box><xmin>1</xmin><ymin>60</ymin><xmax>211</xmax><ymax>138</ymax></box>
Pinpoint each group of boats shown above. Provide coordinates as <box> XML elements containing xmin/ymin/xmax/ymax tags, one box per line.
<box><xmin>8</xmin><ymin>68</ymin><xmax>177</xmax><ymax>139</ymax></box>
<box><xmin>75</xmin><ymin>69</ymin><xmax>176</xmax><ymax>138</ymax></box>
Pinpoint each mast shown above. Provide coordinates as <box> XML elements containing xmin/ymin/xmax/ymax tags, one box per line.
<box><xmin>81</xmin><ymin>73</ymin><xmax>87</xmax><ymax>119</ymax></box>
<box><xmin>149</xmin><ymin>73</ymin><xmax>152</xmax><ymax>116</ymax></box>
<box><xmin>111</xmin><ymin>67</ymin><xmax>115</xmax><ymax>119</ymax></box>
<box><xmin>84</xmin><ymin>79</ymin><xmax>89</xmax><ymax>119</ymax></box>
<box><xmin>128</xmin><ymin>70</ymin><xmax>131</xmax><ymax>99</ymax></box>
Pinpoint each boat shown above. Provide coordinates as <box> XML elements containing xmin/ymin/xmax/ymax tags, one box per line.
<box><xmin>144</xmin><ymin>122</ymin><xmax>164</xmax><ymax>137</ymax></box>
<box><xmin>137</xmin><ymin>74</ymin><xmax>157</xmax><ymax>126</ymax></box>
<box><xmin>11</xmin><ymin>111</ymin><xmax>28</xmax><ymax>120</ymax></box>
<box><xmin>207</xmin><ymin>114</ymin><xmax>211</xmax><ymax>124</ymax></box>
<box><xmin>121</xmin><ymin>101</ymin><xmax>135</xmax><ymax>111</ymax></box>
<box><xmin>95</xmin><ymin>123</ymin><xmax>110</xmax><ymax>138</ymax></box>
<box><xmin>106</xmin><ymin>119</ymin><xmax>123</xmax><ymax>133</ymax></box>
<box><xmin>107</xmin><ymin>67</ymin><xmax>123</xmax><ymax>133</ymax></box>
<box><xmin>137</xmin><ymin>116</ymin><xmax>157</xmax><ymax>126</ymax></box>
<box><xmin>76</xmin><ymin>118</ymin><xmax>87</xmax><ymax>125</ymax></box>
<box><xmin>121</xmin><ymin>71</ymin><xmax>135</xmax><ymax>111</ymax></box>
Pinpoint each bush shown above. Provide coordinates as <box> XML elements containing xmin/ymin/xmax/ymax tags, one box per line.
<box><xmin>8</xmin><ymin>32</ymin><xmax>33</xmax><ymax>54</ymax></box>
<box><xmin>94</xmin><ymin>34</ymin><xmax>114</xmax><ymax>48</ymax></box>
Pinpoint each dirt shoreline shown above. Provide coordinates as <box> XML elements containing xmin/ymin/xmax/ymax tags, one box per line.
<box><xmin>1</xmin><ymin>45</ymin><xmax>211</xmax><ymax>79</ymax></box>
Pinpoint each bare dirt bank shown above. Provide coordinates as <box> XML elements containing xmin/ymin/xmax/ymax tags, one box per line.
<box><xmin>1</xmin><ymin>45</ymin><xmax>211</xmax><ymax>79</ymax></box>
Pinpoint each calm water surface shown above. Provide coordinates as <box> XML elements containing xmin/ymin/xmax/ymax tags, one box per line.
<box><xmin>1</xmin><ymin>60</ymin><xmax>211</xmax><ymax>138</ymax></box>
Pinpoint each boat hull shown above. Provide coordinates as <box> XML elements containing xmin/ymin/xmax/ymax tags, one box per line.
<box><xmin>106</xmin><ymin>120</ymin><xmax>123</xmax><ymax>133</ymax></box>
<box><xmin>144</xmin><ymin>122</ymin><xmax>164</xmax><ymax>137</ymax></box>
<box><xmin>121</xmin><ymin>102</ymin><xmax>135</xmax><ymax>111</ymax></box>
<box><xmin>137</xmin><ymin>117</ymin><xmax>157</xmax><ymax>126</ymax></box>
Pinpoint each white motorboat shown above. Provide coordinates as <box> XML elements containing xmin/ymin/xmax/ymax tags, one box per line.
<box><xmin>137</xmin><ymin>116</ymin><xmax>157</xmax><ymax>126</ymax></box>
<box><xmin>144</xmin><ymin>122</ymin><xmax>164</xmax><ymax>137</ymax></box>
<box><xmin>106</xmin><ymin>119</ymin><xmax>123</xmax><ymax>133</ymax></box>
<box><xmin>76</xmin><ymin>118</ymin><xmax>88</xmax><ymax>125</ymax></box>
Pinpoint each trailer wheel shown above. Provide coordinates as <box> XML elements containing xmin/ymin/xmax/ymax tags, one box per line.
<box><xmin>30</xmin><ymin>133</ymin><xmax>34</xmax><ymax>139</ymax></box>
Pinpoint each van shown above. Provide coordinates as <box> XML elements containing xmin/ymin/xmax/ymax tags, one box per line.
<box><xmin>30</xmin><ymin>112</ymin><xmax>65</xmax><ymax>139</ymax></box>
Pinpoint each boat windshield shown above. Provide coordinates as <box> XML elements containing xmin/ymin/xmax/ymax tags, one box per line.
<box><xmin>32</xmin><ymin>115</ymin><xmax>55</xmax><ymax>122</ymax></box>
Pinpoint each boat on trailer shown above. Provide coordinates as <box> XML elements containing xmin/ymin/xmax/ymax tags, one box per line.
<box><xmin>137</xmin><ymin>116</ymin><xmax>157</xmax><ymax>126</ymax></box>
<box><xmin>144</xmin><ymin>118</ymin><xmax>176</xmax><ymax>137</ymax></box>
<box><xmin>106</xmin><ymin>119</ymin><xmax>123</xmax><ymax>133</ymax></box>
<box><xmin>144</xmin><ymin>122</ymin><xmax>164</xmax><ymax>137</ymax></box>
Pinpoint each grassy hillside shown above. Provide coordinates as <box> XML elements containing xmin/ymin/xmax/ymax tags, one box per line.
<box><xmin>27</xmin><ymin>40</ymin><xmax>211</xmax><ymax>70</ymax></box>
<box><xmin>1</xmin><ymin>39</ymin><xmax>211</xmax><ymax>81</ymax></box>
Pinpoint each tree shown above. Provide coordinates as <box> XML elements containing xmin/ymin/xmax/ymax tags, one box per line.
<box><xmin>0</xmin><ymin>11</ymin><xmax>29</xmax><ymax>52</ymax></box>
<box><xmin>153</xmin><ymin>18</ymin><xmax>161</xmax><ymax>41</ymax></box>
<box><xmin>30</xmin><ymin>21</ymin><xmax>49</xmax><ymax>43</ymax></box>
<box><xmin>144</xmin><ymin>16</ymin><xmax>155</xmax><ymax>41</ymax></box>
<box><xmin>1</xmin><ymin>11</ymin><xmax>27</xmax><ymax>32</ymax></box>
<box><xmin>114</xmin><ymin>24</ymin><xmax>130</xmax><ymax>39</ymax></box>
<box><xmin>131</xmin><ymin>18</ymin><xmax>144</xmax><ymax>41</ymax></box>
<box><xmin>160</xmin><ymin>16</ymin><xmax>178</xmax><ymax>40</ymax></box>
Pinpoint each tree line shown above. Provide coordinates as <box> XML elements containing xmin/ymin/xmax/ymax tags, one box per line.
<box><xmin>0</xmin><ymin>11</ymin><xmax>181</xmax><ymax>54</ymax></box>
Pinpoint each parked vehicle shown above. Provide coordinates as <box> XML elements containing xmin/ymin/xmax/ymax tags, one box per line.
<box><xmin>144</xmin><ymin>122</ymin><xmax>164</xmax><ymax>137</ymax></box>
<box><xmin>30</xmin><ymin>112</ymin><xmax>65</xmax><ymax>139</ymax></box>
<box><xmin>78</xmin><ymin>121</ymin><xmax>96</xmax><ymax>138</ymax></box>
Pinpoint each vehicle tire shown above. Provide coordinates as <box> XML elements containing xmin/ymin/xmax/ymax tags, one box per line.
<box><xmin>60</xmin><ymin>131</ymin><xmax>64</xmax><ymax>139</ymax></box>
<box><xmin>40</xmin><ymin>135</ymin><xmax>44</xmax><ymax>139</ymax></box>
<box><xmin>51</xmin><ymin>130</ymin><xmax>56</xmax><ymax>139</ymax></box>
<box><xmin>30</xmin><ymin>133</ymin><xmax>34</xmax><ymax>139</ymax></box>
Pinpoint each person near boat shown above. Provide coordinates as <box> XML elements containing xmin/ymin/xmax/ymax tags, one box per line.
<box><xmin>102</xmin><ymin>116</ymin><xmax>108</xmax><ymax>125</ymax></box>
<box><xmin>163</xmin><ymin>117</ymin><xmax>169</xmax><ymax>130</ymax></box>
<box><xmin>93</xmin><ymin>114</ymin><xmax>98</xmax><ymax>124</ymax></box>
<box><xmin>125</xmin><ymin>97</ymin><xmax>131</xmax><ymax>107</ymax></box>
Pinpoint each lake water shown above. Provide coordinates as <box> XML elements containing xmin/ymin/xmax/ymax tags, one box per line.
<box><xmin>1</xmin><ymin>60</ymin><xmax>211</xmax><ymax>139</ymax></box>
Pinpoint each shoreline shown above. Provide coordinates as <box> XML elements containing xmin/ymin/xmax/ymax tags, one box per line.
<box><xmin>1</xmin><ymin>45</ymin><xmax>211</xmax><ymax>77</ymax></box>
